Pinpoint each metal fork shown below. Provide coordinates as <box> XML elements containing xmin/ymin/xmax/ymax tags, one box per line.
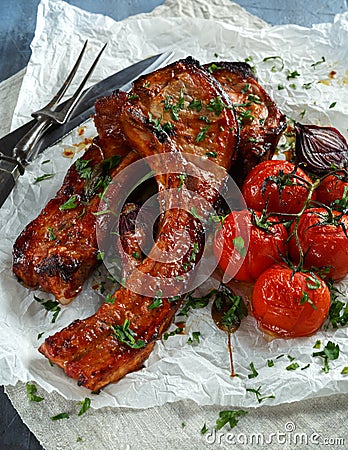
<box><xmin>3</xmin><ymin>40</ymin><xmax>106</xmax><ymax>174</ymax></box>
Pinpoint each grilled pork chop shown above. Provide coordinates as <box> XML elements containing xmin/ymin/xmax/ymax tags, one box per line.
<box><xmin>205</xmin><ymin>62</ymin><xmax>286</xmax><ymax>184</ymax></box>
<box><xmin>12</xmin><ymin>139</ymin><xmax>138</xmax><ymax>304</ymax></box>
<box><xmin>39</xmin><ymin>57</ymin><xmax>239</xmax><ymax>391</ymax></box>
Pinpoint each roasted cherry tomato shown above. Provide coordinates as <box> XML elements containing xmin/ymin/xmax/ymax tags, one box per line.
<box><xmin>288</xmin><ymin>207</ymin><xmax>348</xmax><ymax>281</ymax></box>
<box><xmin>316</xmin><ymin>172</ymin><xmax>348</xmax><ymax>210</ymax></box>
<box><xmin>214</xmin><ymin>209</ymin><xmax>288</xmax><ymax>282</ymax></box>
<box><xmin>242</xmin><ymin>160</ymin><xmax>315</xmax><ymax>215</ymax></box>
<box><xmin>252</xmin><ymin>264</ymin><xmax>330</xmax><ymax>338</ymax></box>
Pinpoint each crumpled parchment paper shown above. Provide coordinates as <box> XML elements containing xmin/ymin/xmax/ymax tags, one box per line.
<box><xmin>1</xmin><ymin>0</ymin><xmax>348</xmax><ymax>409</ymax></box>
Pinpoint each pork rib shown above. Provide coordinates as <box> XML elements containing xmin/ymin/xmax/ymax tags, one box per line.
<box><xmin>12</xmin><ymin>139</ymin><xmax>137</xmax><ymax>304</ymax></box>
<box><xmin>39</xmin><ymin>57</ymin><xmax>239</xmax><ymax>391</ymax></box>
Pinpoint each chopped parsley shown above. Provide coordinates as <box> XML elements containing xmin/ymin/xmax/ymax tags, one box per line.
<box><xmin>148</xmin><ymin>293</ymin><xmax>163</xmax><ymax>310</ymax></box>
<box><xmin>164</xmin><ymin>87</ymin><xmax>185</xmax><ymax>121</ymax></box>
<box><xmin>341</xmin><ymin>367</ymin><xmax>348</xmax><ymax>375</ymax></box>
<box><xmin>75</xmin><ymin>159</ymin><xmax>92</xmax><ymax>179</ymax></box>
<box><xmin>207</xmin><ymin>63</ymin><xmax>222</xmax><ymax>73</ymax></box>
<box><xmin>311</xmin><ymin>56</ymin><xmax>325</xmax><ymax>68</ymax></box>
<box><xmin>216</xmin><ymin>410</ymin><xmax>248</xmax><ymax>430</ymax></box>
<box><xmin>246</xmin><ymin>386</ymin><xmax>275</xmax><ymax>403</ymax></box>
<box><xmin>178</xmin><ymin>291</ymin><xmax>215</xmax><ymax>317</ymax></box>
<box><xmin>199</xmin><ymin>115</ymin><xmax>211</xmax><ymax>123</ymax></box>
<box><xmin>233</xmin><ymin>236</ymin><xmax>247</xmax><ymax>257</ymax></box>
<box><xmin>77</xmin><ymin>397</ymin><xmax>91</xmax><ymax>416</ymax></box>
<box><xmin>219</xmin><ymin>291</ymin><xmax>247</xmax><ymax>331</ymax></box>
<box><xmin>105</xmin><ymin>293</ymin><xmax>115</xmax><ymax>304</ymax></box>
<box><xmin>247</xmin><ymin>362</ymin><xmax>259</xmax><ymax>379</ymax></box>
<box><xmin>50</xmin><ymin>413</ymin><xmax>70</xmax><ymax>421</ymax></box>
<box><xmin>188</xmin><ymin>98</ymin><xmax>203</xmax><ymax>111</ymax></box>
<box><xmin>34</xmin><ymin>295</ymin><xmax>61</xmax><ymax>323</ymax></box>
<box><xmin>187</xmin><ymin>331</ymin><xmax>200</xmax><ymax>345</ymax></box>
<box><xmin>305</xmin><ymin>274</ymin><xmax>321</xmax><ymax>290</ymax></box>
<box><xmin>201</xmin><ymin>423</ymin><xmax>208</xmax><ymax>434</ymax></box>
<box><xmin>47</xmin><ymin>227</ymin><xmax>56</xmax><ymax>241</ymax></box>
<box><xmin>206</xmin><ymin>151</ymin><xmax>217</xmax><ymax>158</ymax></box>
<box><xmin>326</xmin><ymin>283</ymin><xmax>348</xmax><ymax>328</ymax></box>
<box><xmin>26</xmin><ymin>382</ymin><xmax>44</xmax><ymax>402</ymax></box>
<box><xmin>262</xmin><ymin>55</ymin><xmax>284</xmax><ymax>72</ymax></box>
<box><xmin>287</xmin><ymin>69</ymin><xmax>300</xmax><ymax>80</ymax></box>
<box><xmin>110</xmin><ymin>319</ymin><xmax>145</xmax><ymax>349</ymax></box>
<box><xmin>267</xmin><ymin>359</ymin><xmax>274</xmax><ymax>367</ymax></box>
<box><xmin>59</xmin><ymin>195</ymin><xmax>78</xmax><ymax>211</ymax></box>
<box><xmin>286</xmin><ymin>362</ymin><xmax>300</xmax><ymax>371</ymax></box>
<box><xmin>177</xmin><ymin>173</ymin><xmax>187</xmax><ymax>191</ymax></box>
<box><xmin>238</xmin><ymin>109</ymin><xmax>255</xmax><ymax>122</ymax></box>
<box><xmin>196</xmin><ymin>126</ymin><xmax>210</xmax><ymax>142</ymax></box>
<box><xmin>34</xmin><ymin>173</ymin><xmax>55</xmax><ymax>184</ymax></box>
<box><xmin>299</xmin><ymin>291</ymin><xmax>317</xmax><ymax>309</ymax></box>
<box><xmin>312</xmin><ymin>341</ymin><xmax>340</xmax><ymax>373</ymax></box>
<box><xmin>206</xmin><ymin>96</ymin><xmax>228</xmax><ymax>116</ymax></box>
<box><xmin>163</xmin><ymin>326</ymin><xmax>182</xmax><ymax>340</ymax></box>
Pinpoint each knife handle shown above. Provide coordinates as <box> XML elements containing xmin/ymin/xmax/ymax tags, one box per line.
<box><xmin>12</xmin><ymin>117</ymin><xmax>51</xmax><ymax>168</ymax></box>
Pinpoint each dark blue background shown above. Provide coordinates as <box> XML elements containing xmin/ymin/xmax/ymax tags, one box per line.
<box><xmin>0</xmin><ymin>1</ymin><xmax>346</xmax><ymax>449</ymax></box>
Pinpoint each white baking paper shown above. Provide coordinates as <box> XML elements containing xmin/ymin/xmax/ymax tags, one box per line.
<box><xmin>1</xmin><ymin>0</ymin><xmax>348</xmax><ymax>409</ymax></box>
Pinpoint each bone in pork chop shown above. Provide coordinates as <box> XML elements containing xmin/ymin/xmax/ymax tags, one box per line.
<box><xmin>205</xmin><ymin>62</ymin><xmax>286</xmax><ymax>184</ymax></box>
<box><xmin>39</xmin><ymin>57</ymin><xmax>239</xmax><ymax>391</ymax></box>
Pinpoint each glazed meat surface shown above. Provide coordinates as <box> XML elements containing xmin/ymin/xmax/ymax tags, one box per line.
<box><xmin>205</xmin><ymin>61</ymin><xmax>286</xmax><ymax>184</ymax></box>
<box><xmin>12</xmin><ymin>138</ymin><xmax>137</xmax><ymax>304</ymax></box>
<box><xmin>39</xmin><ymin>57</ymin><xmax>239</xmax><ymax>391</ymax></box>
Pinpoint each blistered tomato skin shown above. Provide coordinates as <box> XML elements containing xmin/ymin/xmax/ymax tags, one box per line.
<box><xmin>241</xmin><ymin>160</ymin><xmax>315</xmax><ymax>215</ymax></box>
<box><xmin>289</xmin><ymin>207</ymin><xmax>348</xmax><ymax>281</ymax></box>
<box><xmin>214</xmin><ymin>210</ymin><xmax>288</xmax><ymax>282</ymax></box>
<box><xmin>252</xmin><ymin>265</ymin><xmax>330</xmax><ymax>338</ymax></box>
<box><xmin>316</xmin><ymin>173</ymin><xmax>348</xmax><ymax>208</ymax></box>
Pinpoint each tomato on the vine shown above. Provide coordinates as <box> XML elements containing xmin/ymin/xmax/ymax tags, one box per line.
<box><xmin>288</xmin><ymin>207</ymin><xmax>348</xmax><ymax>281</ymax></box>
<box><xmin>241</xmin><ymin>160</ymin><xmax>315</xmax><ymax>215</ymax></box>
<box><xmin>214</xmin><ymin>209</ymin><xmax>288</xmax><ymax>283</ymax></box>
<box><xmin>252</xmin><ymin>264</ymin><xmax>330</xmax><ymax>338</ymax></box>
<box><xmin>316</xmin><ymin>172</ymin><xmax>348</xmax><ymax>210</ymax></box>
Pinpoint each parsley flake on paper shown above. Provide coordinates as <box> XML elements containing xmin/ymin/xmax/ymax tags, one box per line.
<box><xmin>26</xmin><ymin>382</ymin><xmax>44</xmax><ymax>402</ymax></box>
<box><xmin>312</xmin><ymin>341</ymin><xmax>340</xmax><ymax>373</ymax></box>
<box><xmin>78</xmin><ymin>397</ymin><xmax>91</xmax><ymax>416</ymax></box>
<box><xmin>246</xmin><ymin>385</ymin><xmax>275</xmax><ymax>404</ymax></box>
<box><xmin>215</xmin><ymin>410</ymin><xmax>248</xmax><ymax>430</ymax></box>
<box><xmin>50</xmin><ymin>412</ymin><xmax>70</xmax><ymax>421</ymax></box>
<box><xmin>247</xmin><ymin>362</ymin><xmax>259</xmax><ymax>379</ymax></box>
<box><xmin>34</xmin><ymin>295</ymin><xmax>61</xmax><ymax>323</ymax></box>
<box><xmin>34</xmin><ymin>173</ymin><xmax>55</xmax><ymax>184</ymax></box>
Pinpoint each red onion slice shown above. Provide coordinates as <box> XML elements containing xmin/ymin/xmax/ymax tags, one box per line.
<box><xmin>295</xmin><ymin>122</ymin><xmax>348</xmax><ymax>173</ymax></box>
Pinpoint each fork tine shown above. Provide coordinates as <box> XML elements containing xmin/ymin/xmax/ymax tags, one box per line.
<box><xmin>55</xmin><ymin>42</ymin><xmax>108</xmax><ymax>123</ymax></box>
<box><xmin>34</xmin><ymin>42</ymin><xmax>107</xmax><ymax>124</ymax></box>
<box><xmin>44</xmin><ymin>40</ymin><xmax>89</xmax><ymax>110</ymax></box>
